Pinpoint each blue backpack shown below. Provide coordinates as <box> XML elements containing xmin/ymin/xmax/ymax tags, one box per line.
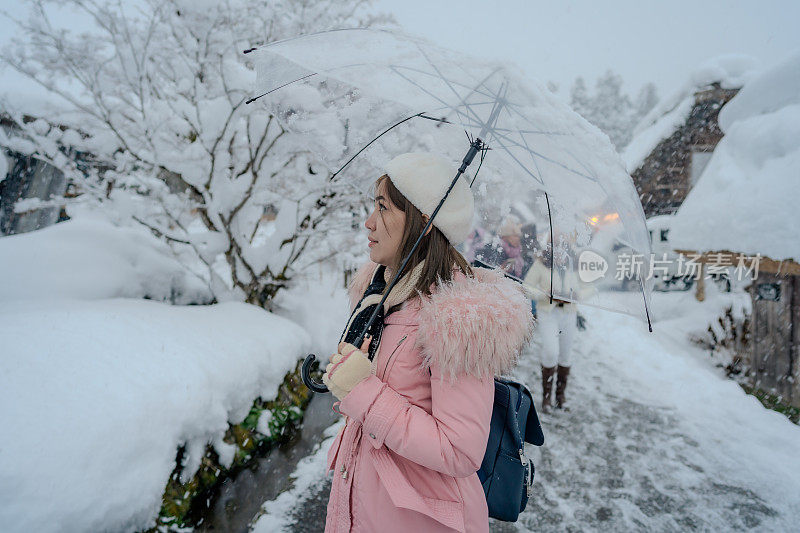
<box><xmin>478</xmin><ymin>377</ymin><xmax>544</xmax><ymax>522</ymax></box>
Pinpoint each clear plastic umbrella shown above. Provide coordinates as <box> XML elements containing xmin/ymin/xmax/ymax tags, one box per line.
<box><xmin>245</xmin><ymin>29</ymin><xmax>654</xmax><ymax>388</ymax></box>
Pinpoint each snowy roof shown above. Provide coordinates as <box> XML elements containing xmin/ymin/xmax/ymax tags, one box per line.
<box><xmin>670</xmin><ymin>51</ymin><xmax>800</xmax><ymax>262</ymax></box>
<box><xmin>646</xmin><ymin>214</ymin><xmax>674</xmax><ymax>231</ymax></box>
<box><xmin>622</xmin><ymin>55</ymin><xmax>760</xmax><ymax>173</ymax></box>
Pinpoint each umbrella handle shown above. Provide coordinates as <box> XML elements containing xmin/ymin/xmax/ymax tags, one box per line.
<box><xmin>301</xmin><ymin>353</ymin><xmax>329</xmax><ymax>393</ymax></box>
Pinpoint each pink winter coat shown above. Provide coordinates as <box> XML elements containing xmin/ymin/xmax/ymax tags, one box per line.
<box><xmin>325</xmin><ymin>261</ymin><xmax>534</xmax><ymax>533</ymax></box>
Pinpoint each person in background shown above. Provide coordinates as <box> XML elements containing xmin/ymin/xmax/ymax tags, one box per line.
<box><xmin>462</xmin><ymin>225</ymin><xmax>488</xmax><ymax>264</ymax></box>
<box><xmin>519</xmin><ymin>222</ymin><xmax>539</xmax><ymax>279</ymax></box>
<box><xmin>523</xmin><ymin>238</ymin><xmax>584</xmax><ymax>413</ymax></box>
<box><xmin>478</xmin><ymin>216</ymin><xmax>525</xmax><ymax>278</ymax></box>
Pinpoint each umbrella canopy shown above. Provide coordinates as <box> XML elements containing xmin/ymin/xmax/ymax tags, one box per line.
<box><xmin>247</xmin><ymin>28</ymin><xmax>653</xmax><ymax>328</ymax></box>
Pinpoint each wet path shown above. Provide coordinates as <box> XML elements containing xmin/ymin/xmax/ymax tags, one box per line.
<box><xmin>194</xmin><ymin>392</ymin><xmax>338</xmax><ymax>532</ymax></box>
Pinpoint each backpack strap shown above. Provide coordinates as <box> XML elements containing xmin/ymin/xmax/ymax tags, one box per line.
<box><xmin>499</xmin><ymin>382</ymin><xmax>525</xmax><ymax>452</ymax></box>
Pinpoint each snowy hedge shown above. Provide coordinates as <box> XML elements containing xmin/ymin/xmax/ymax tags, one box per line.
<box><xmin>0</xmin><ymin>298</ymin><xmax>310</xmax><ymax>532</ymax></box>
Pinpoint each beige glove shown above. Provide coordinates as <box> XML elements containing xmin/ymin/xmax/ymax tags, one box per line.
<box><xmin>322</xmin><ymin>337</ymin><xmax>373</xmax><ymax>401</ymax></box>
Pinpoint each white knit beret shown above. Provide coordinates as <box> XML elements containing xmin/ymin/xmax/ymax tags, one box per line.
<box><xmin>383</xmin><ymin>152</ymin><xmax>474</xmax><ymax>245</ymax></box>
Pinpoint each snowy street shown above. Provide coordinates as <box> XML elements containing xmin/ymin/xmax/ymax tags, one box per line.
<box><xmin>252</xmin><ymin>292</ymin><xmax>800</xmax><ymax>532</ymax></box>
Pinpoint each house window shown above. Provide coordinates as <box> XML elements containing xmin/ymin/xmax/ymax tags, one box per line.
<box><xmin>690</xmin><ymin>151</ymin><xmax>713</xmax><ymax>186</ymax></box>
<box><xmin>756</xmin><ymin>282</ymin><xmax>781</xmax><ymax>301</ymax></box>
<box><xmin>660</xmin><ymin>229</ymin><xmax>669</xmax><ymax>242</ymax></box>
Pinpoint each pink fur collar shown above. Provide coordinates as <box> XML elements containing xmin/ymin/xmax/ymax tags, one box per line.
<box><xmin>347</xmin><ymin>261</ymin><xmax>534</xmax><ymax>380</ymax></box>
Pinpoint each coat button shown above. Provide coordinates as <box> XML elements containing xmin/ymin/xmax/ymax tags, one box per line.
<box><xmin>369</xmin><ymin>432</ymin><xmax>376</xmax><ymax>439</ymax></box>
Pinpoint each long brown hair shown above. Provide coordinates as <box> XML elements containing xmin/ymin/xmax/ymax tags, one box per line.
<box><xmin>376</xmin><ymin>174</ymin><xmax>473</xmax><ymax>297</ymax></box>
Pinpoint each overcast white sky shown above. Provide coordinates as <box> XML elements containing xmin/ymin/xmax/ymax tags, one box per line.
<box><xmin>1</xmin><ymin>0</ymin><xmax>798</xmax><ymax>106</ymax></box>
<box><xmin>372</xmin><ymin>0</ymin><xmax>800</xmax><ymax>99</ymax></box>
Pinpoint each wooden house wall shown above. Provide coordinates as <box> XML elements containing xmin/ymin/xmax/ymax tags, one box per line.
<box><xmin>747</xmin><ymin>271</ymin><xmax>800</xmax><ymax>407</ymax></box>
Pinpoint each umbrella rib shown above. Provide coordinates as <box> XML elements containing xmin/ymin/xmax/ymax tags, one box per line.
<box><xmin>490</xmin><ymin>127</ymin><xmax>595</xmax><ymax>181</ymax></box>
<box><xmin>329</xmin><ymin>112</ymin><xmax>436</xmax><ymax>181</ymax></box>
<box><xmin>496</xmin><ymin>96</ymin><xmax>574</xmax><ymax>137</ymax></box>
<box><xmin>496</xmin><ymin>95</ymin><xmax>571</xmax><ymax>138</ymax></box>
<box><xmin>444</xmin><ymin>56</ymin><xmax>527</xmax><ymax>109</ymax></box>
<box><xmin>488</xmin><ymin>101</ymin><xmax>600</xmax><ymax>183</ymax></box>
<box><xmin>488</xmin><ymin>141</ymin><xmax>545</xmax><ymax>185</ymax></box>
<box><xmin>481</xmin><ymin>128</ymin><xmax>549</xmax><ymax>182</ymax></box>
<box><xmin>561</xmin><ymin>146</ymin><xmax>600</xmax><ymax>183</ymax></box>
<box><xmin>411</xmin><ymin>42</ymin><xmax>507</xmax><ymax>133</ymax></box>
<box><xmin>386</xmin><ymin>65</ymin><xmax>491</xmax><ymax>133</ymax></box>
<box><xmin>514</xmin><ymin>126</ymin><xmax>545</xmax><ymax>183</ymax></box>
<box><xmin>490</xmin><ymin>99</ymin><xmax>545</xmax><ymax>181</ymax></box>
<box><xmin>245</xmin><ymin>72</ymin><xmax>318</xmax><ymax>104</ymax></box>
<box><xmin>250</xmin><ymin>27</ymin><xmax>380</xmax><ymax>50</ymax></box>
<box><xmin>489</xmin><ymin>126</ymin><xmax>569</xmax><ymax>136</ymax></box>
<box><xmin>410</xmin><ymin>43</ymin><xmax>505</xmax><ymax>106</ymax></box>
<box><xmin>467</xmin><ymin>121</ymin><xmax>544</xmax><ymax>184</ymax></box>
<box><xmin>388</xmin><ymin>63</ymin><xmax>501</xmax><ymax>133</ymax></box>
<box><xmin>390</xmin><ymin>63</ymin><xmax>502</xmax><ymax>102</ymax></box>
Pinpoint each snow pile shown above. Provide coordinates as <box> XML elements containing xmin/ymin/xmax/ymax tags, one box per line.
<box><xmin>622</xmin><ymin>54</ymin><xmax>759</xmax><ymax>172</ymax></box>
<box><xmin>0</xmin><ymin>298</ymin><xmax>310</xmax><ymax>533</ymax></box>
<box><xmin>0</xmin><ymin>217</ymin><xmax>212</xmax><ymax>303</ymax></box>
<box><xmin>688</xmin><ymin>54</ymin><xmax>761</xmax><ymax>91</ymax></box>
<box><xmin>0</xmin><ymin>213</ymin><xmax>335</xmax><ymax>531</ymax></box>
<box><xmin>650</xmin><ymin>280</ymin><xmax>751</xmax><ymax>344</ymax></box>
<box><xmin>671</xmin><ymin>51</ymin><xmax>800</xmax><ymax>261</ymax></box>
<box><xmin>579</xmin><ymin>302</ymin><xmax>800</xmax><ymax>530</ymax></box>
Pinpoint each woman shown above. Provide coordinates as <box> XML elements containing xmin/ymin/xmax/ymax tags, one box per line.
<box><xmin>322</xmin><ymin>152</ymin><xmax>534</xmax><ymax>532</ymax></box>
<box><xmin>523</xmin><ymin>237</ymin><xmax>589</xmax><ymax>413</ymax></box>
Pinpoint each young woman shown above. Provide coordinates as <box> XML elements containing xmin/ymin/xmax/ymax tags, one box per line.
<box><xmin>523</xmin><ymin>248</ymin><xmax>578</xmax><ymax>413</ymax></box>
<box><xmin>523</xmin><ymin>235</ymin><xmax>591</xmax><ymax>412</ymax></box>
<box><xmin>322</xmin><ymin>152</ymin><xmax>534</xmax><ymax>533</ymax></box>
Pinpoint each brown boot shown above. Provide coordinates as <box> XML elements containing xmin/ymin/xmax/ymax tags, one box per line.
<box><xmin>555</xmin><ymin>365</ymin><xmax>571</xmax><ymax>409</ymax></box>
<box><xmin>541</xmin><ymin>365</ymin><xmax>556</xmax><ymax>413</ymax></box>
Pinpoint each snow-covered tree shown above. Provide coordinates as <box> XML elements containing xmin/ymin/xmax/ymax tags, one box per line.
<box><xmin>569</xmin><ymin>76</ymin><xmax>591</xmax><ymax>118</ymax></box>
<box><xmin>1</xmin><ymin>0</ymin><xmax>393</xmax><ymax>306</ymax></box>
<box><xmin>569</xmin><ymin>70</ymin><xmax>659</xmax><ymax>150</ymax></box>
<box><xmin>591</xmin><ymin>70</ymin><xmax>633</xmax><ymax>148</ymax></box>
<box><xmin>634</xmin><ymin>82</ymin><xmax>659</xmax><ymax>121</ymax></box>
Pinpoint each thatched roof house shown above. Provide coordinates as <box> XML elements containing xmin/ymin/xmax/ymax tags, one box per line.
<box><xmin>623</xmin><ymin>56</ymin><xmax>759</xmax><ymax>217</ymax></box>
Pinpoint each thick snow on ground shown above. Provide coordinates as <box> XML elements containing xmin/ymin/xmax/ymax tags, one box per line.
<box><xmin>671</xmin><ymin>52</ymin><xmax>800</xmax><ymax>262</ymax></box>
<box><xmin>251</xmin><ymin>289</ymin><xmax>800</xmax><ymax>532</ymax></box>
<box><xmin>0</xmin><ymin>298</ymin><xmax>310</xmax><ymax>533</ymax></box>
<box><xmin>0</xmin><ymin>217</ymin><xmax>212</xmax><ymax>303</ymax></box>
<box><xmin>622</xmin><ymin>54</ymin><xmax>759</xmax><ymax>173</ymax></box>
<box><xmin>514</xmin><ymin>301</ymin><xmax>799</xmax><ymax>531</ymax></box>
